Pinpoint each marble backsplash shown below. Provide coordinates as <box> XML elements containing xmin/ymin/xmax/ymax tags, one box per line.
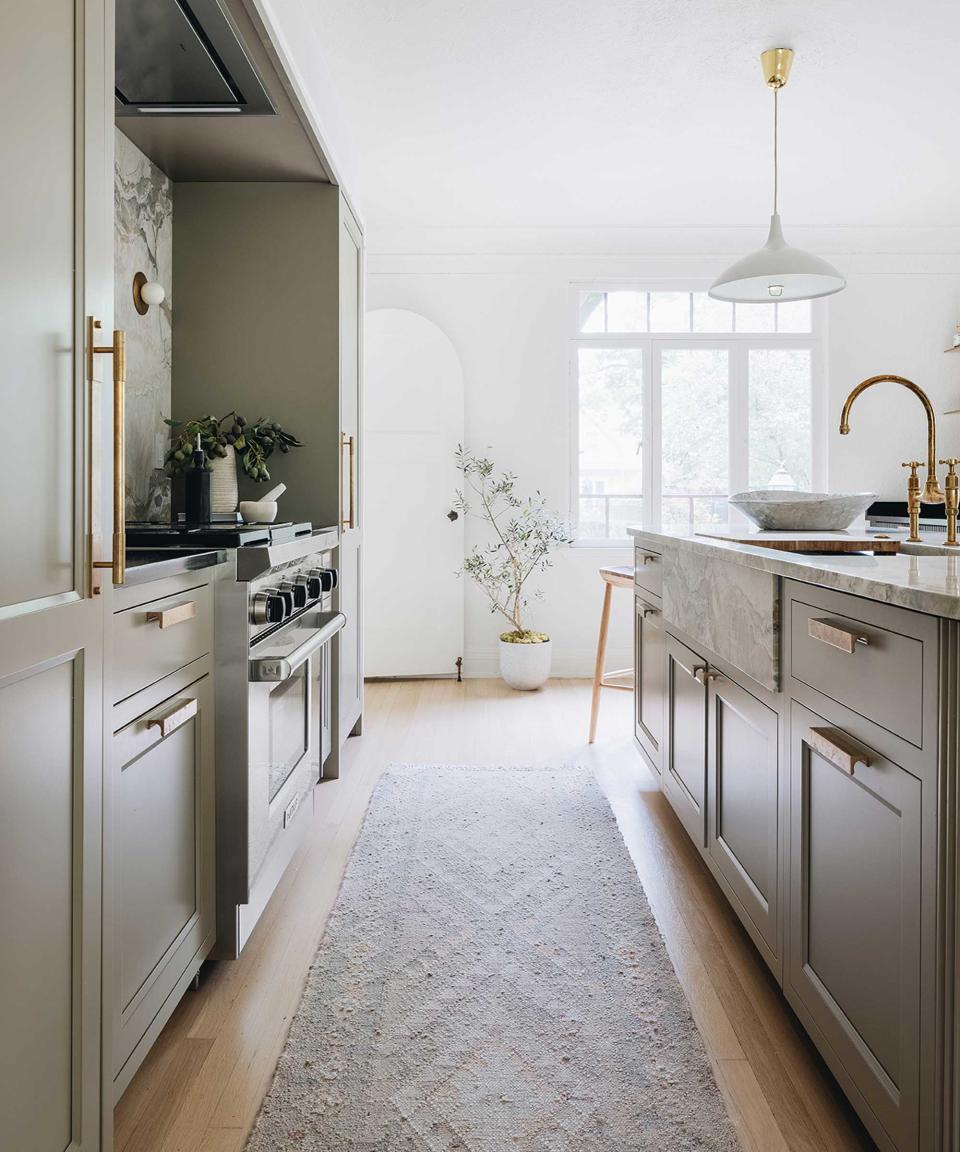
<box><xmin>115</xmin><ymin>129</ymin><xmax>173</xmax><ymax>522</ymax></box>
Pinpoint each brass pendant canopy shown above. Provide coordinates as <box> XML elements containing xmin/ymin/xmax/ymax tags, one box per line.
<box><xmin>760</xmin><ymin>47</ymin><xmax>793</xmax><ymax>88</ymax></box>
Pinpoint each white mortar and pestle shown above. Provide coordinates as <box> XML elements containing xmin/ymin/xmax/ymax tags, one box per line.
<box><xmin>239</xmin><ymin>483</ymin><xmax>286</xmax><ymax>524</ymax></box>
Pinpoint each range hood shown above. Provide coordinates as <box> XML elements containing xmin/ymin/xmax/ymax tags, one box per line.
<box><xmin>116</xmin><ymin>0</ymin><xmax>274</xmax><ymax>116</ymax></box>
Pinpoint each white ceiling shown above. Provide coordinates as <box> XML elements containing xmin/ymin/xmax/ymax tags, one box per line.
<box><xmin>299</xmin><ymin>0</ymin><xmax>958</xmax><ymax>235</ymax></box>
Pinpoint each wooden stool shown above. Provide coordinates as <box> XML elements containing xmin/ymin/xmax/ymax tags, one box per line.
<box><xmin>588</xmin><ymin>565</ymin><xmax>635</xmax><ymax>743</ymax></box>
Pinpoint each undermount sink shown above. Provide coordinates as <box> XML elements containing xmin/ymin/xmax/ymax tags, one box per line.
<box><xmin>728</xmin><ymin>490</ymin><xmax>876</xmax><ymax>531</ymax></box>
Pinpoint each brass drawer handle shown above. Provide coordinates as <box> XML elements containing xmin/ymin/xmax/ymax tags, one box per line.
<box><xmin>340</xmin><ymin>432</ymin><xmax>356</xmax><ymax>531</ymax></box>
<box><xmin>808</xmin><ymin>617</ymin><xmax>869</xmax><ymax>654</ymax></box>
<box><xmin>89</xmin><ymin>318</ymin><xmax>126</xmax><ymax>590</ymax></box>
<box><xmin>638</xmin><ymin>552</ymin><xmax>659</xmax><ymax>566</ymax></box>
<box><xmin>807</xmin><ymin>726</ymin><xmax>871</xmax><ymax>776</ymax></box>
<box><xmin>147</xmin><ymin>697</ymin><xmax>198</xmax><ymax>739</ymax></box>
<box><xmin>146</xmin><ymin>600</ymin><xmax>198</xmax><ymax>629</ymax></box>
<box><xmin>641</xmin><ymin>606</ymin><xmax>659</xmax><ymax>618</ymax></box>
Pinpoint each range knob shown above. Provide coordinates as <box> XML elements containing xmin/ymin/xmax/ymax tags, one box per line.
<box><xmin>308</xmin><ymin>567</ymin><xmax>338</xmax><ymax>593</ymax></box>
<box><xmin>279</xmin><ymin>578</ymin><xmax>307</xmax><ymax>610</ymax></box>
<box><xmin>303</xmin><ymin>573</ymin><xmax>323</xmax><ymax>600</ymax></box>
<box><xmin>275</xmin><ymin>587</ymin><xmax>295</xmax><ymax>616</ymax></box>
<box><xmin>250</xmin><ymin>589</ymin><xmax>286</xmax><ymax>625</ymax></box>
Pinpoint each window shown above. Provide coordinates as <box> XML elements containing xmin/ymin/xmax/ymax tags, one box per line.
<box><xmin>573</xmin><ymin>288</ymin><xmax>823</xmax><ymax>541</ymax></box>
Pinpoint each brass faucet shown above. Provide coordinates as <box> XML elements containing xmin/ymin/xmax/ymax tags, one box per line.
<box><xmin>839</xmin><ymin>375</ymin><xmax>945</xmax><ymax>504</ymax></box>
<box><xmin>900</xmin><ymin>461</ymin><xmax>924</xmax><ymax>542</ymax></box>
<box><xmin>940</xmin><ymin>458</ymin><xmax>960</xmax><ymax>546</ymax></box>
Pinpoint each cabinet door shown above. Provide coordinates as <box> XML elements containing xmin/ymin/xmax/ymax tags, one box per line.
<box><xmin>634</xmin><ymin>594</ymin><xmax>664</xmax><ymax>772</ymax></box>
<box><xmin>112</xmin><ymin>675</ymin><xmax>215</xmax><ymax>1092</ymax></box>
<box><xmin>0</xmin><ymin>2</ymin><xmax>112</xmax><ymax>1149</ymax></box>
<box><xmin>707</xmin><ymin>674</ymin><xmax>779</xmax><ymax>961</ymax></box>
<box><xmin>337</xmin><ymin>200</ymin><xmax>363</xmax><ymax>744</ymax></box>
<box><xmin>662</xmin><ymin>633</ymin><xmax>708</xmax><ymax>846</ymax></box>
<box><xmin>788</xmin><ymin>702</ymin><xmax>923</xmax><ymax>1152</ymax></box>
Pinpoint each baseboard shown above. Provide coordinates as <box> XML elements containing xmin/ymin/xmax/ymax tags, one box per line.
<box><xmin>461</xmin><ymin>649</ymin><xmax>632</xmax><ymax>679</ymax></box>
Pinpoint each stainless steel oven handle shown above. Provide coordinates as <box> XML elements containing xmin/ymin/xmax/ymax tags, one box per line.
<box><xmin>249</xmin><ymin>612</ymin><xmax>346</xmax><ymax>683</ymax></box>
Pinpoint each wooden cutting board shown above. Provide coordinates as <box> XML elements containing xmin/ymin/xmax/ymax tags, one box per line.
<box><xmin>695</xmin><ymin>529</ymin><xmax>902</xmax><ymax>554</ymax></box>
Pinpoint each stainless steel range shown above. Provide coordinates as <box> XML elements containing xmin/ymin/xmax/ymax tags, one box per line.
<box><xmin>214</xmin><ymin>526</ymin><xmax>343</xmax><ymax>956</ymax></box>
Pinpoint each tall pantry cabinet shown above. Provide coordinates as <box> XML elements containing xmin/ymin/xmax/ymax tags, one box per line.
<box><xmin>0</xmin><ymin>1</ymin><xmax>114</xmax><ymax>1150</ymax></box>
<box><xmin>172</xmin><ymin>183</ymin><xmax>364</xmax><ymax>758</ymax></box>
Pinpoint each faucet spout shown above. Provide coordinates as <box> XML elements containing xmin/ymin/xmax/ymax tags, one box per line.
<box><xmin>838</xmin><ymin>374</ymin><xmax>945</xmax><ymax>503</ymax></box>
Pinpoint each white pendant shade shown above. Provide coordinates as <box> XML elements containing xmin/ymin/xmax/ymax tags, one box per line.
<box><xmin>709</xmin><ymin>214</ymin><xmax>846</xmax><ymax>303</ymax></box>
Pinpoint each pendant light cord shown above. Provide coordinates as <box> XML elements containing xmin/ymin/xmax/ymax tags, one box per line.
<box><xmin>773</xmin><ymin>85</ymin><xmax>779</xmax><ymax>215</ymax></box>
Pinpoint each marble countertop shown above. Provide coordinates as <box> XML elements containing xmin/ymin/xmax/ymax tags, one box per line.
<box><xmin>627</xmin><ymin>525</ymin><xmax>960</xmax><ymax>619</ymax></box>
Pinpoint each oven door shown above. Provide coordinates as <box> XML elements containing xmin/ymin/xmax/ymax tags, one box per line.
<box><xmin>247</xmin><ymin>610</ymin><xmax>345</xmax><ymax>884</ymax></box>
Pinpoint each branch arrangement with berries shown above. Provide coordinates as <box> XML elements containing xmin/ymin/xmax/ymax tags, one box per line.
<box><xmin>163</xmin><ymin>412</ymin><xmax>303</xmax><ymax>482</ymax></box>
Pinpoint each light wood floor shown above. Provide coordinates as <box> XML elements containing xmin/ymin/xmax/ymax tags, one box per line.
<box><xmin>114</xmin><ymin>679</ymin><xmax>875</xmax><ymax>1152</ymax></box>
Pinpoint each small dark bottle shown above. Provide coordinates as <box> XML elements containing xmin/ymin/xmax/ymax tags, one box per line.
<box><xmin>184</xmin><ymin>433</ymin><xmax>212</xmax><ymax>524</ymax></box>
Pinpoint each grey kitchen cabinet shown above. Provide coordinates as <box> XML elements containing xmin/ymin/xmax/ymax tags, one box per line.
<box><xmin>662</xmin><ymin>632</ymin><xmax>708</xmax><ymax>846</ymax></box>
<box><xmin>706</xmin><ymin>672</ymin><xmax>780</xmax><ymax>968</ymax></box>
<box><xmin>634</xmin><ymin>592</ymin><xmax>664</xmax><ymax>771</ymax></box>
<box><xmin>112</xmin><ymin>672</ymin><xmax>215</xmax><ymax>1096</ymax></box>
<box><xmin>106</xmin><ymin>571</ymin><xmax>219</xmax><ymax>1102</ymax></box>
<box><xmin>631</xmin><ymin>539</ymin><xmax>959</xmax><ymax>1152</ymax></box>
<box><xmin>0</xmin><ymin>0</ymin><xmax>113</xmax><ymax>1149</ymax></box>
<box><xmin>337</xmin><ymin>200</ymin><xmax>364</xmax><ymax>745</ymax></box>
<box><xmin>786</xmin><ymin>700</ymin><xmax>933</xmax><ymax>1152</ymax></box>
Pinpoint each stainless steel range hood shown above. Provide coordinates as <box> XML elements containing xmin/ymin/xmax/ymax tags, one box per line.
<box><xmin>115</xmin><ymin>0</ymin><xmax>274</xmax><ymax>116</ymax></box>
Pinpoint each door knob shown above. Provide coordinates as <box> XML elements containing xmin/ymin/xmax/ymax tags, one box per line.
<box><xmin>447</xmin><ymin>510</ymin><xmax>459</xmax><ymax>521</ymax></box>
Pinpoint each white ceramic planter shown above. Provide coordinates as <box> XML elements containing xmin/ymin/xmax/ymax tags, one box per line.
<box><xmin>499</xmin><ymin>638</ymin><xmax>552</xmax><ymax>691</ymax></box>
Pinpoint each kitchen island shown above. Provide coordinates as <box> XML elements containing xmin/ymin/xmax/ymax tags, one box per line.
<box><xmin>628</xmin><ymin>525</ymin><xmax>960</xmax><ymax>1152</ymax></box>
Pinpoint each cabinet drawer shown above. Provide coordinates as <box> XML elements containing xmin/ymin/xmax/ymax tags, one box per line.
<box><xmin>634</xmin><ymin>594</ymin><xmax>664</xmax><ymax>771</ymax></box>
<box><xmin>790</xmin><ymin>594</ymin><xmax>926</xmax><ymax>749</ymax></box>
<box><xmin>787</xmin><ymin>701</ymin><xmax>930</xmax><ymax>1152</ymax></box>
<box><xmin>662</xmin><ymin>632</ymin><xmax>707</xmax><ymax>846</ymax></box>
<box><xmin>113</xmin><ymin>583</ymin><xmax>211</xmax><ymax>704</ymax></box>
<box><xmin>112</xmin><ymin>673</ymin><xmax>215</xmax><ymax>1087</ymax></box>
<box><xmin>634</xmin><ymin>545</ymin><xmax>663</xmax><ymax>601</ymax></box>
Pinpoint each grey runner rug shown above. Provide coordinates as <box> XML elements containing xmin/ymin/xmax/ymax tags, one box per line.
<box><xmin>247</xmin><ymin>765</ymin><xmax>741</xmax><ymax>1151</ymax></box>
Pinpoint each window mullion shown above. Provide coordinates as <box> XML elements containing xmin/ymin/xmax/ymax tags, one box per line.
<box><xmin>730</xmin><ymin>343</ymin><xmax>750</xmax><ymax>504</ymax></box>
<box><xmin>647</xmin><ymin>339</ymin><xmax>661</xmax><ymax>530</ymax></box>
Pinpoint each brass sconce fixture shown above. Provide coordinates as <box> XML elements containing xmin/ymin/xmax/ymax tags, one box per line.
<box><xmin>132</xmin><ymin>270</ymin><xmax>165</xmax><ymax>315</ymax></box>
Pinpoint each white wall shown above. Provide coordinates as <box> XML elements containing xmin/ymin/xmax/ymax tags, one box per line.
<box><xmin>368</xmin><ymin>248</ymin><xmax>960</xmax><ymax>677</ymax></box>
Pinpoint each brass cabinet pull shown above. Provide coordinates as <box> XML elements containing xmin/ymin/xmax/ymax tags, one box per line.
<box><xmin>89</xmin><ymin>317</ymin><xmax>126</xmax><ymax>589</ymax></box>
<box><xmin>147</xmin><ymin>697</ymin><xmax>198</xmax><ymax>739</ymax></box>
<box><xmin>641</xmin><ymin>606</ymin><xmax>659</xmax><ymax>618</ymax></box>
<box><xmin>692</xmin><ymin>663</ymin><xmax>708</xmax><ymax>684</ymax></box>
<box><xmin>808</xmin><ymin>617</ymin><xmax>868</xmax><ymax>654</ymax></box>
<box><xmin>807</xmin><ymin>726</ymin><xmax>871</xmax><ymax>776</ymax></box>
<box><xmin>638</xmin><ymin>552</ymin><xmax>659</xmax><ymax>566</ymax></box>
<box><xmin>146</xmin><ymin>600</ymin><xmax>198</xmax><ymax>629</ymax></box>
<box><xmin>340</xmin><ymin>432</ymin><xmax>356</xmax><ymax>531</ymax></box>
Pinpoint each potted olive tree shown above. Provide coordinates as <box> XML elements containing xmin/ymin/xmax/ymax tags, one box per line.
<box><xmin>455</xmin><ymin>448</ymin><xmax>572</xmax><ymax>690</ymax></box>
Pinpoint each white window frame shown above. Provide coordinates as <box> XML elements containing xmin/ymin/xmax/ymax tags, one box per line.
<box><xmin>569</xmin><ymin>280</ymin><xmax>828</xmax><ymax>545</ymax></box>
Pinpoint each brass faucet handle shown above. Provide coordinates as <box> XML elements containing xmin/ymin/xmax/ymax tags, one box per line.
<box><xmin>901</xmin><ymin>460</ymin><xmax>924</xmax><ymax>475</ymax></box>
<box><xmin>939</xmin><ymin>457</ymin><xmax>960</xmax><ymax>473</ymax></box>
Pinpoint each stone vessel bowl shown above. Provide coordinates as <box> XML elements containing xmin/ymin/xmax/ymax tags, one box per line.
<box><xmin>728</xmin><ymin>490</ymin><xmax>876</xmax><ymax>531</ymax></box>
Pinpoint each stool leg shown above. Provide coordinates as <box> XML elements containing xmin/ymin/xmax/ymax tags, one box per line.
<box><xmin>589</xmin><ymin>582</ymin><xmax>613</xmax><ymax>743</ymax></box>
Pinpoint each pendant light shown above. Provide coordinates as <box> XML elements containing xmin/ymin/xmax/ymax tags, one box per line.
<box><xmin>709</xmin><ymin>48</ymin><xmax>845</xmax><ymax>303</ymax></box>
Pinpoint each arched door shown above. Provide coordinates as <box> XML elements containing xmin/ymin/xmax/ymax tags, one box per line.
<box><xmin>364</xmin><ymin>309</ymin><xmax>465</xmax><ymax>677</ymax></box>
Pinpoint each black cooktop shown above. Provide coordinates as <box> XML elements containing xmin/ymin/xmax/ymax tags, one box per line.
<box><xmin>866</xmin><ymin>500</ymin><xmax>947</xmax><ymax>521</ymax></box>
<box><xmin>126</xmin><ymin>521</ymin><xmax>314</xmax><ymax>549</ymax></box>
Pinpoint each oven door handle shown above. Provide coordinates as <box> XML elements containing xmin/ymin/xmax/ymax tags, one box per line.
<box><xmin>249</xmin><ymin>612</ymin><xmax>346</xmax><ymax>683</ymax></box>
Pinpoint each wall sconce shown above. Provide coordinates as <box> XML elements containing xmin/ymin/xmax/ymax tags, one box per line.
<box><xmin>132</xmin><ymin>271</ymin><xmax>165</xmax><ymax>315</ymax></box>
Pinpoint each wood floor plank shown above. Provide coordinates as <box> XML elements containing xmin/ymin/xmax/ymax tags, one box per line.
<box><xmin>115</xmin><ymin>679</ymin><xmax>875</xmax><ymax>1152</ymax></box>
<box><xmin>716</xmin><ymin>1058</ymin><xmax>792</xmax><ymax>1152</ymax></box>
